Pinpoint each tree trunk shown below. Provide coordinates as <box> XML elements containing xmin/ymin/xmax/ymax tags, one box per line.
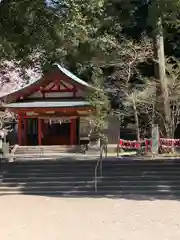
<box><xmin>132</xmin><ymin>99</ymin><xmax>140</xmax><ymax>141</ymax></box>
<box><xmin>154</xmin><ymin>16</ymin><xmax>171</xmax><ymax>138</ymax></box>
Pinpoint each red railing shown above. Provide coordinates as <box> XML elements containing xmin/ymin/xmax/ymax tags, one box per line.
<box><xmin>118</xmin><ymin>138</ymin><xmax>180</xmax><ymax>154</ymax></box>
<box><xmin>159</xmin><ymin>138</ymin><xmax>180</xmax><ymax>152</ymax></box>
<box><xmin>119</xmin><ymin>139</ymin><xmax>147</xmax><ymax>154</ymax></box>
<box><xmin>119</xmin><ymin>139</ymin><xmax>143</xmax><ymax>150</ymax></box>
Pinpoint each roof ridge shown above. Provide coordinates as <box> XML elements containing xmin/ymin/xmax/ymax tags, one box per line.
<box><xmin>53</xmin><ymin>63</ymin><xmax>92</xmax><ymax>88</ymax></box>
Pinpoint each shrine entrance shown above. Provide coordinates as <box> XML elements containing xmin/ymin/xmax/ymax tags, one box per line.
<box><xmin>25</xmin><ymin>118</ymin><xmax>72</xmax><ymax>145</ymax></box>
<box><xmin>21</xmin><ymin>117</ymin><xmax>79</xmax><ymax>146</ymax></box>
<box><xmin>42</xmin><ymin>119</ymin><xmax>71</xmax><ymax>145</ymax></box>
<box><xmin>26</xmin><ymin>118</ymin><xmax>38</xmax><ymax>145</ymax></box>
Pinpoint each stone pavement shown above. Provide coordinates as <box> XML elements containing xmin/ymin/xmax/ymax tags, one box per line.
<box><xmin>0</xmin><ymin>195</ymin><xmax>180</xmax><ymax>240</ymax></box>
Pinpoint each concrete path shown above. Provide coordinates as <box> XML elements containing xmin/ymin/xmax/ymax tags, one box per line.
<box><xmin>0</xmin><ymin>195</ymin><xmax>180</xmax><ymax>240</ymax></box>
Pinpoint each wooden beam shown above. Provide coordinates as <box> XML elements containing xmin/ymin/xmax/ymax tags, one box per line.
<box><xmin>18</xmin><ymin>97</ymin><xmax>84</xmax><ymax>101</ymax></box>
<box><xmin>15</xmin><ymin>75</ymin><xmax>51</xmax><ymax>101</ymax></box>
<box><xmin>59</xmin><ymin>79</ymin><xmax>73</xmax><ymax>90</ymax></box>
<box><xmin>44</xmin><ymin>82</ymin><xmax>55</xmax><ymax>91</ymax></box>
<box><xmin>42</xmin><ymin>79</ymin><xmax>76</xmax><ymax>93</ymax></box>
<box><xmin>55</xmin><ymin>72</ymin><xmax>86</xmax><ymax>90</ymax></box>
<box><xmin>23</xmin><ymin>113</ymin><xmax>89</xmax><ymax>119</ymax></box>
<box><xmin>43</xmin><ymin>89</ymin><xmax>74</xmax><ymax>93</ymax></box>
<box><xmin>9</xmin><ymin>107</ymin><xmax>92</xmax><ymax>114</ymax></box>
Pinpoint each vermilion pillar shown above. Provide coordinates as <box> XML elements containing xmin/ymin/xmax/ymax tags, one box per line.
<box><xmin>38</xmin><ymin>118</ymin><xmax>42</xmax><ymax>145</ymax></box>
<box><xmin>73</xmin><ymin>118</ymin><xmax>76</xmax><ymax>144</ymax></box>
<box><xmin>18</xmin><ymin>114</ymin><xmax>22</xmax><ymax>145</ymax></box>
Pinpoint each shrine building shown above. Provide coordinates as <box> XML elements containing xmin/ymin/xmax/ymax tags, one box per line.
<box><xmin>0</xmin><ymin>64</ymin><xmax>94</xmax><ymax>146</ymax></box>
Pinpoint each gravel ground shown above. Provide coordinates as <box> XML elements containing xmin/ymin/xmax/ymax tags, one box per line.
<box><xmin>0</xmin><ymin>195</ymin><xmax>180</xmax><ymax>240</ymax></box>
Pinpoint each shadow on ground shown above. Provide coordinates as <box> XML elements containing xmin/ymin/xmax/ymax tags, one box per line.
<box><xmin>1</xmin><ymin>156</ymin><xmax>180</xmax><ymax>201</ymax></box>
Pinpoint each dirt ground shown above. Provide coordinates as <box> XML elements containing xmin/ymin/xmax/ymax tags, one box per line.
<box><xmin>0</xmin><ymin>195</ymin><xmax>180</xmax><ymax>240</ymax></box>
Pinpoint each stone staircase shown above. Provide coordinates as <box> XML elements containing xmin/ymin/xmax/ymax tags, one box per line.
<box><xmin>1</xmin><ymin>158</ymin><xmax>180</xmax><ymax>198</ymax></box>
<box><xmin>11</xmin><ymin>145</ymin><xmax>84</xmax><ymax>159</ymax></box>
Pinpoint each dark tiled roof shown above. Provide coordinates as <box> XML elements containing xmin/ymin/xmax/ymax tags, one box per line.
<box><xmin>4</xmin><ymin>101</ymin><xmax>91</xmax><ymax>108</ymax></box>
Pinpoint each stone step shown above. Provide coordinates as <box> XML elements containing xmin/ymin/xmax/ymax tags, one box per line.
<box><xmin>5</xmin><ymin>167</ymin><xmax>180</xmax><ymax>173</ymax></box>
<box><xmin>14</xmin><ymin>145</ymin><xmax>83</xmax><ymax>155</ymax></box>
<box><xmin>4</xmin><ymin>160</ymin><xmax>180</xmax><ymax>166</ymax></box>
<box><xmin>1</xmin><ymin>181</ymin><xmax>95</xmax><ymax>186</ymax></box>
<box><xmin>2</xmin><ymin>176</ymin><xmax>95</xmax><ymax>182</ymax></box>
<box><xmin>0</xmin><ymin>184</ymin><xmax>179</xmax><ymax>193</ymax></box>
<box><xmin>4</xmin><ymin>169</ymin><xmax>180</xmax><ymax>175</ymax></box>
<box><xmin>6</xmin><ymin>157</ymin><xmax>180</xmax><ymax>163</ymax></box>
<box><xmin>3</xmin><ymin>172</ymin><xmax>95</xmax><ymax>177</ymax></box>
<box><xmin>5</xmin><ymin>161</ymin><xmax>180</xmax><ymax>167</ymax></box>
<box><xmin>4</xmin><ymin>162</ymin><xmax>180</xmax><ymax>169</ymax></box>
<box><xmin>14</xmin><ymin>151</ymin><xmax>83</xmax><ymax>155</ymax></box>
<box><xmin>0</xmin><ymin>184</ymin><xmax>94</xmax><ymax>191</ymax></box>
<box><xmin>2</xmin><ymin>162</ymin><xmax>96</xmax><ymax>168</ymax></box>
<box><xmin>3</xmin><ymin>175</ymin><xmax>180</xmax><ymax>182</ymax></box>
<box><xmin>0</xmin><ymin>190</ymin><xmax>179</xmax><ymax>198</ymax></box>
<box><xmin>2</xmin><ymin>158</ymin><xmax>180</xmax><ymax>196</ymax></box>
<box><xmin>15</xmin><ymin>145</ymin><xmax>81</xmax><ymax>149</ymax></box>
<box><xmin>2</xmin><ymin>180</ymin><xmax>180</xmax><ymax>187</ymax></box>
<box><xmin>15</xmin><ymin>149</ymin><xmax>82</xmax><ymax>153</ymax></box>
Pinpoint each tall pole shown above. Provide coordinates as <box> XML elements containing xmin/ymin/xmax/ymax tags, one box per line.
<box><xmin>154</xmin><ymin>16</ymin><xmax>171</xmax><ymax>137</ymax></box>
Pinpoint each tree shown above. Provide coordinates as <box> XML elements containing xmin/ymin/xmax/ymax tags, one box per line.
<box><xmin>2</xmin><ymin>0</ymin><xmax>180</xmax><ymax>142</ymax></box>
<box><xmin>100</xmin><ymin>0</ymin><xmax>180</xmax><ymax>138</ymax></box>
<box><xmin>53</xmin><ymin>0</ymin><xmax>180</xmax><ymax>141</ymax></box>
<box><xmin>123</xmin><ymin>59</ymin><xmax>180</xmax><ymax>141</ymax></box>
<box><xmin>106</xmin><ymin>0</ymin><xmax>180</xmax><ymax>138</ymax></box>
<box><xmin>0</xmin><ymin>0</ymin><xmax>60</xmax><ymax>65</ymax></box>
<box><xmin>87</xmin><ymin>67</ymin><xmax>110</xmax><ymax>141</ymax></box>
<box><xmin>148</xmin><ymin>0</ymin><xmax>180</xmax><ymax>137</ymax></box>
<box><xmin>160</xmin><ymin>59</ymin><xmax>180</xmax><ymax>138</ymax></box>
<box><xmin>0</xmin><ymin>0</ymin><xmax>62</xmax><ymax>95</ymax></box>
<box><xmin>120</xmin><ymin>79</ymin><xmax>156</xmax><ymax>140</ymax></box>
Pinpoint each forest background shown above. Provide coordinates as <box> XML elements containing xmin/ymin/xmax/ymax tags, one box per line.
<box><xmin>1</xmin><ymin>0</ymin><xmax>180</xmax><ymax>140</ymax></box>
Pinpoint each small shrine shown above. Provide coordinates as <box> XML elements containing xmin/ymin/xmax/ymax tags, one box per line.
<box><xmin>0</xmin><ymin>64</ymin><xmax>93</xmax><ymax>146</ymax></box>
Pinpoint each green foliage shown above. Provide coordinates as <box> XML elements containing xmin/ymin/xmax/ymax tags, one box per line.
<box><xmin>0</xmin><ymin>0</ymin><xmax>180</xmax><ymax>65</ymax></box>
<box><xmin>1</xmin><ymin>0</ymin><xmax>180</xmax><ymax>138</ymax></box>
<box><xmin>51</xmin><ymin>0</ymin><xmax>131</xmax><ymax>74</ymax></box>
<box><xmin>0</xmin><ymin>0</ymin><xmax>60</xmax><ymax>65</ymax></box>
<box><xmin>87</xmin><ymin>67</ymin><xmax>110</xmax><ymax>138</ymax></box>
<box><xmin>148</xmin><ymin>0</ymin><xmax>180</xmax><ymax>27</ymax></box>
